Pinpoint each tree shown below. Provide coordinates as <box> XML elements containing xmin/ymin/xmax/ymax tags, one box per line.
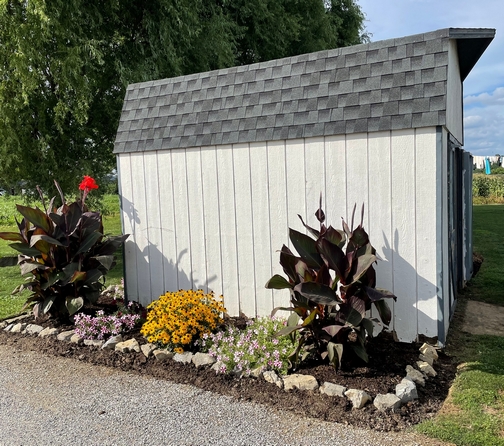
<box><xmin>0</xmin><ymin>0</ymin><xmax>367</xmax><ymax>195</ymax></box>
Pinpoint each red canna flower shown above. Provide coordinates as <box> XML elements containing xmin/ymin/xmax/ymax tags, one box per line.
<box><xmin>79</xmin><ymin>175</ymin><xmax>99</xmax><ymax>192</ymax></box>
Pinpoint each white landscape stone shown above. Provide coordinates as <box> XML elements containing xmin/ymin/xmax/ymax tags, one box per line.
<box><xmin>153</xmin><ymin>349</ymin><xmax>173</xmax><ymax>361</ymax></box>
<box><xmin>173</xmin><ymin>352</ymin><xmax>193</xmax><ymax>364</ymax></box>
<box><xmin>419</xmin><ymin>343</ymin><xmax>439</xmax><ymax>361</ymax></box>
<box><xmin>57</xmin><ymin>330</ymin><xmax>75</xmax><ymax>342</ymax></box>
<box><xmin>395</xmin><ymin>378</ymin><xmax>418</xmax><ymax>403</ymax></box>
<box><xmin>192</xmin><ymin>352</ymin><xmax>216</xmax><ymax>368</ymax></box>
<box><xmin>0</xmin><ymin>321</ymin><xmax>6</xmax><ymax>329</ymax></box>
<box><xmin>3</xmin><ymin>323</ymin><xmax>14</xmax><ymax>332</ymax></box>
<box><xmin>102</xmin><ymin>335</ymin><xmax>123</xmax><ymax>350</ymax></box>
<box><xmin>344</xmin><ymin>389</ymin><xmax>372</xmax><ymax>409</ymax></box>
<box><xmin>416</xmin><ymin>360</ymin><xmax>437</xmax><ymax>377</ymax></box>
<box><xmin>115</xmin><ymin>338</ymin><xmax>141</xmax><ymax>353</ymax></box>
<box><xmin>70</xmin><ymin>334</ymin><xmax>82</xmax><ymax>344</ymax></box>
<box><xmin>283</xmin><ymin>374</ymin><xmax>319</xmax><ymax>392</ymax></box>
<box><xmin>263</xmin><ymin>370</ymin><xmax>284</xmax><ymax>389</ymax></box>
<box><xmin>405</xmin><ymin>365</ymin><xmax>426</xmax><ymax>386</ymax></box>
<box><xmin>24</xmin><ymin>324</ymin><xmax>44</xmax><ymax>335</ymax></box>
<box><xmin>319</xmin><ymin>382</ymin><xmax>347</xmax><ymax>397</ymax></box>
<box><xmin>84</xmin><ymin>339</ymin><xmax>104</xmax><ymax>348</ymax></box>
<box><xmin>38</xmin><ymin>327</ymin><xmax>58</xmax><ymax>338</ymax></box>
<box><xmin>250</xmin><ymin>367</ymin><xmax>263</xmax><ymax>379</ymax></box>
<box><xmin>140</xmin><ymin>343</ymin><xmax>156</xmax><ymax>358</ymax></box>
<box><xmin>374</xmin><ymin>393</ymin><xmax>402</xmax><ymax>412</ymax></box>
<box><xmin>10</xmin><ymin>322</ymin><xmax>27</xmax><ymax>333</ymax></box>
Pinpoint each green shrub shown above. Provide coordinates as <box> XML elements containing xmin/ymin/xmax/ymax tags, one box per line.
<box><xmin>0</xmin><ymin>178</ymin><xmax>127</xmax><ymax>318</ymax></box>
<box><xmin>473</xmin><ymin>174</ymin><xmax>504</xmax><ymax>202</ymax></box>
<box><xmin>266</xmin><ymin>197</ymin><xmax>396</xmax><ymax>370</ymax></box>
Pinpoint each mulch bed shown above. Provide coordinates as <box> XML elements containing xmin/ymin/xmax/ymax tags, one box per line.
<box><xmin>0</xmin><ymin>313</ymin><xmax>458</xmax><ymax>432</ymax></box>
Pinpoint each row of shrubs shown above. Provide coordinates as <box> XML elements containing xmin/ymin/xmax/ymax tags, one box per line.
<box><xmin>473</xmin><ymin>174</ymin><xmax>504</xmax><ymax>204</ymax></box>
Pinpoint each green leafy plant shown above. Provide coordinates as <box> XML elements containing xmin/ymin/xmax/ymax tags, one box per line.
<box><xmin>266</xmin><ymin>197</ymin><xmax>396</xmax><ymax>369</ymax></box>
<box><xmin>0</xmin><ymin>177</ymin><xmax>128</xmax><ymax>318</ymax></box>
<box><xmin>197</xmin><ymin>316</ymin><xmax>295</xmax><ymax>376</ymax></box>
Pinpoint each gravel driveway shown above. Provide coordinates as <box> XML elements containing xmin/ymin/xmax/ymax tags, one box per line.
<box><xmin>0</xmin><ymin>344</ymin><xmax>451</xmax><ymax>446</ymax></box>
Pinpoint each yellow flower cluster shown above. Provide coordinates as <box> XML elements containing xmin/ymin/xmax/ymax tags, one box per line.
<box><xmin>140</xmin><ymin>289</ymin><xmax>226</xmax><ymax>353</ymax></box>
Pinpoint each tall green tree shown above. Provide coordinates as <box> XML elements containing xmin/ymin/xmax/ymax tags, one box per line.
<box><xmin>0</xmin><ymin>0</ymin><xmax>367</xmax><ymax>195</ymax></box>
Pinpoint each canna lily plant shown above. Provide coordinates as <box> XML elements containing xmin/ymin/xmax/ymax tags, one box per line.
<box><xmin>0</xmin><ymin>176</ymin><xmax>128</xmax><ymax>319</ymax></box>
<box><xmin>266</xmin><ymin>196</ymin><xmax>397</xmax><ymax>370</ymax></box>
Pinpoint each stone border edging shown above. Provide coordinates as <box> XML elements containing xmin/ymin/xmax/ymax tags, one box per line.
<box><xmin>1</xmin><ymin>315</ymin><xmax>440</xmax><ymax>412</ymax></box>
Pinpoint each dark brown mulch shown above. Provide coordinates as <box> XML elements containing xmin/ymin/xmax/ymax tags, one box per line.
<box><xmin>0</xmin><ymin>314</ymin><xmax>457</xmax><ymax>433</ymax></box>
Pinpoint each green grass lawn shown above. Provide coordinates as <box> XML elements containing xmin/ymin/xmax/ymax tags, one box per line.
<box><xmin>417</xmin><ymin>204</ymin><xmax>504</xmax><ymax>446</ymax></box>
<box><xmin>0</xmin><ymin>195</ymin><xmax>123</xmax><ymax>319</ymax></box>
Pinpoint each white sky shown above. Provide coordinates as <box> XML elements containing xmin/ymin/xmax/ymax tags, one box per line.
<box><xmin>356</xmin><ymin>0</ymin><xmax>503</xmax><ymax>156</ymax></box>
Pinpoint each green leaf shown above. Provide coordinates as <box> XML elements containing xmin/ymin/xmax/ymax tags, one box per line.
<box><xmin>8</xmin><ymin>242</ymin><xmax>40</xmax><ymax>257</ymax></box>
<box><xmin>65</xmin><ymin>296</ymin><xmax>84</xmax><ymax>315</ymax></box>
<box><xmin>289</xmin><ymin>228</ymin><xmax>323</xmax><ymax>268</ymax></box>
<box><xmin>361</xmin><ymin>317</ymin><xmax>375</xmax><ymax>338</ymax></box>
<box><xmin>265</xmin><ymin>274</ymin><xmax>293</xmax><ymax>289</ymax></box>
<box><xmin>349</xmin><ymin>226</ymin><xmax>369</xmax><ymax>249</ymax></box>
<box><xmin>351</xmin><ymin>342</ymin><xmax>369</xmax><ymax>363</ymax></box>
<box><xmin>324</xmin><ymin>226</ymin><xmax>346</xmax><ymax>248</ymax></box>
<box><xmin>316</xmin><ymin>237</ymin><xmax>347</xmax><ymax>277</ymax></box>
<box><xmin>294</xmin><ymin>282</ymin><xmax>340</xmax><ymax>306</ymax></box>
<box><xmin>84</xmin><ymin>268</ymin><xmax>103</xmax><ymax>285</ymax></box>
<box><xmin>276</xmin><ymin>324</ymin><xmax>302</xmax><ymax>337</ymax></box>
<box><xmin>0</xmin><ymin>232</ymin><xmax>24</xmax><ymax>242</ymax></box>
<box><xmin>30</xmin><ymin>234</ymin><xmax>66</xmax><ymax>248</ymax></box>
<box><xmin>322</xmin><ymin>324</ymin><xmax>346</xmax><ymax>338</ymax></box>
<box><xmin>279</xmin><ymin>245</ymin><xmax>298</xmax><ymax>283</ymax></box>
<box><xmin>69</xmin><ymin>271</ymin><xmax>87</xmax><ymax>283</ymax></box>
<box><xmin>95</xmin><ymin>234</ymin><xmax>128</xmax><ymax>255</ymax></box>
<box><xmin>42</xmin><ymin>295</ymin><xmax>56</xmax><ymax>314</ymax></box>
<box><xmin>271</xmin><ymin>306</ymin><xmax>295</xmax><ymax>318</ymax></box>
<box><xmin>92</xmin><ymin>255</ymin><xmax>114</xmax><ymax>271</ymax></box>
<box><xmin>373</xmin><ymin>299</ymin><xmax>392</xmax><ymax>326</ymax></box>
<box><xmin>75</xmin><ymin>231</ymin><xmax>103</xmax><ymax>255</ymax></box>
<box><xmin>340</xmin><ymin>295</ymin><xmax>365</xmax><ymax>327</ymax></box>
<box><xmin>327</xmin><ymin>342</ymin><xmax>344</xmax><ymax>369</ymax></box>
<box><xmin>365</xmin><ymin>286</ymin><xmax>397</xmax><ymax>302</ymax></box>
<box><xmin>16</xmin><ymin>205</ymin><xmax>52</xmax><ymax>233</ymax></box>
<box><xmin>351</xmin><ymin>254</ymin><xmax>376</xmax><ymax>283</ymax></box>
<box><xmin>20</xmin><ymin>261</ymin><xmax>47</xmax><ymax>275</ymax></box>
<box><xmin>301</xmin><ymin>308</ymin><xmax>318</xmax><ymax>326</ymax></box>
<box><xmin>287</xmin><ymin>311</ymin><xmax>300</xmax><ymax>327</ymax></box>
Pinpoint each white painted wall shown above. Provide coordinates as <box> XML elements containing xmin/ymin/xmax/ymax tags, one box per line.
<box><xmin>118</xmin><ymin>128</ymin><xmax>441</xmax><ymax>342</ymax></box>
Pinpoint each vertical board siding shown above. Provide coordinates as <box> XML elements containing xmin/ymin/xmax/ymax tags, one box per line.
<box><xmin>200</xmin><ymin>147</ymin><xmax>223</xmax><ymax>296</ymax></box>
<box><xmin>216</xmin><ymin>145</ymin><xmax>240</xmax><ymax>315</ymax></box>
<box><xmin>120</xmin><ymin>128</ymin><xmax>440</xmax><ymax>341</ymax></box>
<box><xmin>249</xmin><ymin>142</ymin><xmax>274</xmax><ymax>315</ymax></box>
<box><xmin>324</xmin><ymin>135</ymin><xmax>348</xmax><ymax>229</ymax></box>
<box><xmin>267</xmin><ymin>141</ymin><xmax>290</xmax><ymax>310</ymax></box>
<box><xmin>415</xmin><ymin>129</ymin><xmax>439</xmax><ymax>338</ymax></box>
<box><xmin>185</xmin><ymin>148</ymin><xmax>207</xmax><ymax>290</ymax></box>
<box><xmin>143</xmin><ymin>152</ymin><xmax>165</xmax><ymax>300</ymax></box>
<box><xmin>118</xmin><ymin>154</ymin><xmax>139</xmax><ymax>300</ymax></box>
<box><xmin>171</xmin><ymin>149</ymin><xmax>192</xmax><ymax>290</ymax></box>
<box><xmin>233</xmin><ymin>143</ymin><xmax>256</xmax><ymax>317</ymax></box>
<box><xmin>130</xmin><ymin>153</ymin><xmax>152</xmax><ymax>304</ymax></box>
<box><xmin>157</xmin><ymin>151</ymin><xmax>178</xmax><ymax>294</ymax></box>
<box><xmin>367</xmin><ymin>132</ymin><xmax>394</xmax><ymax>330</ymax></box>
<box><xmin>391</xmin><ymin>129</ymin><xmax>418</xmax><ymax>342</ymax></box>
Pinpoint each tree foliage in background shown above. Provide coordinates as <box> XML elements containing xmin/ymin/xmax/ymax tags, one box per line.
<box><xmin>0</xmin><ymin>0</ymin><xmax>367</xmax><ymax>195</ymax></box>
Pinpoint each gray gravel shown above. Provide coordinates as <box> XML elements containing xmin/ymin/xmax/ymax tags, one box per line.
<box><xmin>0</xmin><ymin>344</ymin><xmax>449</xmax><ymax>446</ymax></box>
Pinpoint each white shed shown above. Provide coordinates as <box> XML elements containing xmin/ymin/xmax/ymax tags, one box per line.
<box><xmin>114</xmin><ymin>28</ymin><xmax>494</xmax><ymax>343</ymax></box>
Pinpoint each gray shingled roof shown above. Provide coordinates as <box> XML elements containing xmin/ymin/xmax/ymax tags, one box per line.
<box><xmin>114</xmin><ymin>27</ymin><xmax>494</xmax><ymax>154</ymax></box>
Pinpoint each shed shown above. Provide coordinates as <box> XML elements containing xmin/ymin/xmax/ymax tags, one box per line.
<box><xmin>114</xmin><ymin>27</ymin><xmax>495</xmax><ymax>343</ymax></box>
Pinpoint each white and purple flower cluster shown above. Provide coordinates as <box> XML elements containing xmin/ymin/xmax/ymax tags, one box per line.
<box><xmin>74</xmin><ymin>305</ymin><xmax>139</xmax><ymax>340</ymax></box>
<box><xmin>198</xmin><ymin>316</ymin><xmax>294</xmax><ymax>376</ymax></box>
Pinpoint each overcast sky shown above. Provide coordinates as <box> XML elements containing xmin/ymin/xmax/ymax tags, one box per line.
<box><xmin>356</xmin><ymin>0</ymin><xmax>503</xmax><ymax>156</ymax></box>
